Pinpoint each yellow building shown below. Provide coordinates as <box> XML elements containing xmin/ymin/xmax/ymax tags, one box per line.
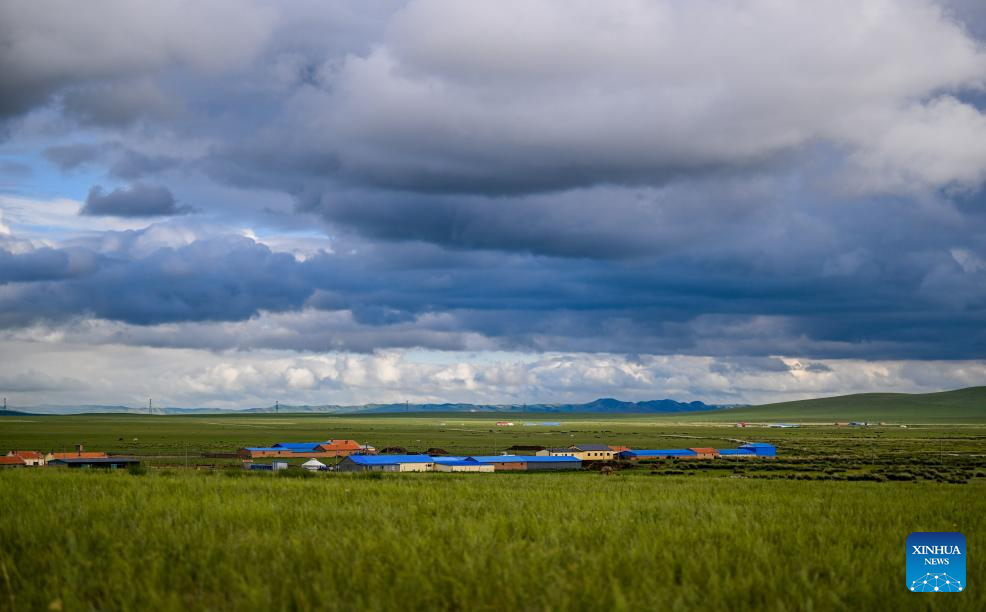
<box><xmin>567</xmin><ymin>444</ymin><xmax>618</xmax><ymax>461</ymax></box>
<box><xmin>538</xmin><ymin>445</ymin><xmax>618</xmax><ymax>461</ymax></box>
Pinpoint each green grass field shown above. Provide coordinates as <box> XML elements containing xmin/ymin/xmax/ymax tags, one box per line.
<box><xmin>2</xmin><ymin>409</ymin><xmax>985</xmax><ymax>611</ymax></box>
<box><xmin>712</xmin><ymin>386</ymin><xmax>986</xmax><ymax>423</ymax></box>
<box><xmin>1</xmin><ymin>469</ymin><xmax>983</xmax><ymax>612</ymax></box>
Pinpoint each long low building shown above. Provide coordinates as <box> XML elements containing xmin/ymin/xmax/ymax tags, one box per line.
<box><xmin>48</xmin><ymin>457</ymin><xmax>141</xmax><ymax>469</ymax></box>
<box><xmin>467</xmin><ymin>455</ymin><xmax>582</xmax><ymax>471</ymax></box>
<box><xmin>238</xmin><ymin>440</ymin><xmax>364</xmax><ymax>459</ymax></box>
<box><xmin>433</xmin><ymin>458</ymin><xmax>495</xmax><ymax>473</ymax></box>
<box><xmin>618</xmin><ymin>443</ymin><xmax>776</xmax><ymax>460</ymax></box>
<box><xmin>336</xmin><ymin>455</ymin><xmax>435</xmax><ymax>472</ymax></box>
<box><xmin>335</xmin><ymin>454</ymin><xmax>583</xmax><ymax>472</ymax></box>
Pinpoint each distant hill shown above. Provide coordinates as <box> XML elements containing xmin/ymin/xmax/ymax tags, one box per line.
<box><xmin>16</xmin><ymin>398</ymin><xmax>717</xmax><ymax>415</ymax></box>
<box><xmin>244</xmin><ymin>398</ymin><xmax>717</xmax><ymax>415</ymax></box>
<box><xmin>713</xmin><ymin>386</ymin><xmax>986</xmax><ymax>423</ymax></box>
<box><xmin>0</xmin><ymin>408</ymin><xmax>37</xmax><ymax>416</ymax></box>
<box><xmin>23</xmin><ymin>405</ymin><xmax>142</xmax><ymax>415</ymax></box>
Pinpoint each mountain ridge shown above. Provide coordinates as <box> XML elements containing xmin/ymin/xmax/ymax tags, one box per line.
<box><xmin>2</xmin><ymin>398</ymin><xmax>719</xmax><ymax>416</ymax></box>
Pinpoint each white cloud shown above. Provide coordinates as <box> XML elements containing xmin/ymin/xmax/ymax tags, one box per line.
<box><xmin>317</xmin><ymin>0</ymin><xmax>986</xmax><ymax>194</ymax></box>
<box><xmin>0</xmin><ymin>338</ymin><xmax>982</xmax><ymax>407</ymax></box>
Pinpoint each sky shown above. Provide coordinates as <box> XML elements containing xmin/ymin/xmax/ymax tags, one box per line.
<box><xmin>2</xmin><ymin>0</ymin><xmax>986</xmax><ymax>408</ymax></box>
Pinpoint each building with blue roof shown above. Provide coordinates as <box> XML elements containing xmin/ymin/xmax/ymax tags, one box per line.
<box><xmin>335</xmin><ymin>454</ymin><xmax>435</xmax><ymax>472</ymax></box>
<box><xmin>618</xmin><ymin>444</ymin><xmax>776</xmax><ymax>460</ymax></box>
<box><xmin>469</xmin><ymin>455</ymin><xmax>582</xmax><ymax>471</ymax></box>
<box><xmin>738</xmin><ymin>443</ymin><xmax>776</xmax><ymax>457</ymax></box>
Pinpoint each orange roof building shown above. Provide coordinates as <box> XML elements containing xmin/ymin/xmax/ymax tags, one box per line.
<box><xmin>7</xmin><ymin>450</ymin><xmax>44</xmax><ymax>466</ymax></box>
<box><xmin>46</xmin><ymin>451</ymin><xmax>109</xmax><ymax>461</ymax></box>
<box><xmin>688</xmin><ymin>447</ymin><xmax>720</xmax><ymax>459</ymax></box>
<box><xmin>237</xmin><ymin>439</ymin><xmax>366</xmax><ymax>459</ymax></box>
<box><xmin>0</xmin><ymin>456</ymin><xmax>26</xmax><ymax>467</ymax></box>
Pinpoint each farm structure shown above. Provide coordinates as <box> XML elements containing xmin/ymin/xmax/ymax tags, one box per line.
<box><xmin>336</xmin><ymin>455</ymin><xmax>436</xmax><ymax>472</ymax></box>
<box><xmin>433</xmin><ymin>458</ymin><xmax>495</xmax><ymax>473</ymax></box>
<box><xmin>538</xmin><ymin>444</ymin><xmax>621</xmax><ymax>461</ymax></box>
<box><xmin>238</xmin><ymin>439</ymin><xmax>365</xmax><ymax>459</ymax></box>
<box><xmin>45</xmin><ymin>450</ymin><xmax>108</xmax><ymax>462</ymax></box>
<box><xmin>0</xmin><ymin>456</ymin><xmax>26</xmax><ymax>468</ymax></box>
<box><xmin>48</xmin><ymin>457</ymin><xmax>140</xmax><ymax>469</ymax></box>
<box><xmin>467</xmin><ymin>456</ymin><xmax>583</xmax><ymax>471</ymax></box>
<box><xmin>6</xmin><ymin>451</ymin><xmax>44</xmax><ymax>466</ymax></box>
<box><xmin>246</xmin><ymin>461</ymin><xmax>288</xmax><ymax>471</ymax></box>
<box><xmin>617</xmin><ymin>443</ymin><xmax>776</xmax><ymax>460</ymax></box>
<box><xmin>336</xmin><ymin>454</ymin><xmax>582</xmax><ymax>472</ymax></box>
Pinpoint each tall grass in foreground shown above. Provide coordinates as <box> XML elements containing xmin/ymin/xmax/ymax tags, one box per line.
<box><xmin>0</xmin><ymin>470</ymin><xmax>982</xmax><ymax>611</ymax></box>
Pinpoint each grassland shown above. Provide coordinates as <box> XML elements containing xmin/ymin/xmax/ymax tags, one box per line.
<box><xmin>1</xmin><ymin>469</ymin><xmax>983</xmax><ymax>612</ymax></box>
<box><xmin>710</xmin><ymin>386</ymin><xmax>986</xmax><ymax>423</ymax></box>
<box><xmin>2</xmin><ymin>410</ymin><xmax>985</xmax><ymax>611</ymax></box>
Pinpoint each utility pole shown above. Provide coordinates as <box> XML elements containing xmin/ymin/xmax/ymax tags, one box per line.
<box><xmin>148</xmin><ymin>398</ymin><xmax>152</xmax><ymax>416</ymax></box>
<box><xmin>406</xmin><ymin>400</ymin><xmax>409</xmax><ymax>413</ymax></box>
<box><xmin>275</xmin><ymin>400</ymin><xmax>279</xmax><ymax>415</ymax></box>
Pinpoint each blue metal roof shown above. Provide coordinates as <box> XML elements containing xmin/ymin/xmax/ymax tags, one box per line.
<box><xmin>272</xmin><ymin>442</ymin><xmax>323</xmax><ymax>451</ymax></box>
<box><xmin>468</xmin><ymin>455</ymin><xmax>581</xmax><ymax>463</ymax></box>
<box><xmin>432</xmin><ymin>456</ymin><xmax>472</xmax><ymax>463</ymax></box>
<box><xmin>346</xmin><ymin>455</ymin><xmax>434</xmax><ymax>465</ymax></box>
<box><xmin>49</xmin><ymin>457</ymin><xmax>139</xmax><ymax>464</ymax></box>
<box><xmin>435</xmin><ymin>460</ymin><xmax>485</xmax><ymax>467</ymax></box>
<box><xmin>717</xmin><ymin>449</ymin><xmax>754</xmax><ymax>455</ymax></box>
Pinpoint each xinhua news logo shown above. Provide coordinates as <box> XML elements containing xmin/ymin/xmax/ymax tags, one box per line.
<box><xmin>907</xmin><ymin>532</ymin><xmax>966</xmax><ymax>593</ymax></box>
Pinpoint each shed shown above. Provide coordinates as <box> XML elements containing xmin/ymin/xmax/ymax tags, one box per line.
<box><xmin>45</xmin><ymin>451</ymin><xmax>108</xmax><ymax>462</ymax></box>
<box><xmin>518</xmin><ymin>456</ymin><xmax>582</xmax><ymax>471</ymax></box>
<box><xmin>738</xmin><ymin>443</ymin><xmax>776</xmax><ymax>457</ymax></box>
<box><xmin>469</xmin><ymin>455</ymin><xmax>582</xmax><ymax>471</ymax></box>
<box><xmin>688</xmin><ymin>448</ymin><xmax>720</xmax><ymax>459</ymax></box>
<box><xmin>48</xmin><ymin>457</ymin><xmax>139</xmax><ymax>469</ymax></box>
<box><xmin>335</xmin><ymin>455</ymin><xmax>434</xmax><ymax>472</ymax></box>
<box><xmin>615</xmin><ymin>449</ymin><xmax>697</xmax><ymax>461</ymax></box>
<box><xmin>0</xmin><ymin>456</ymin><xmax>26</xmax><ymax>468</ymax></box>
<box><xmin>433</xmin><ymin>458</ymin><xmax>494</xmax><ymax>473</ymax></box>
<box><xmin>7</xmin><ymin>450</ymin><xmax>44</xmax><ymax>466</ymax></box>
<box><xmin>246</xmin><ymin>460</ymin><xmax>289</xmax><ymax>471</ymax></box>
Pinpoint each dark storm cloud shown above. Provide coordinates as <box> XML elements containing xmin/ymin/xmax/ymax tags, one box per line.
<box><xmin>0</xmin><ymin>247</ymin><xmax>99</xmax><ymax>283</ymax></box>
<box><xmin>2</xmin><ymin>221</ymin><xmax>986</xmax><ymax>359</ymax></box>
<box><xmin>3</xmin><ymin>1</ymin><xmax>986</xmax><ymax>366</ymax></box>
<box><xmin>81</xmin><ymin>184</ymin><xmax>191</xmax><ymax>217</ymax></box>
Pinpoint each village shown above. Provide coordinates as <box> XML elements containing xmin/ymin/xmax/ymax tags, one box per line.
<box><xmin>1</xmin><ymin>439</ymin><xmax>777</xmax><ymax>472</ymax></box>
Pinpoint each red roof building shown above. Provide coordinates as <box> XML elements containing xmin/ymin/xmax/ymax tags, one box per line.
<box><xmin>7</xmin><ymin>450</ymin><xmax>44</xmax><ymax>466</ymax></box>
